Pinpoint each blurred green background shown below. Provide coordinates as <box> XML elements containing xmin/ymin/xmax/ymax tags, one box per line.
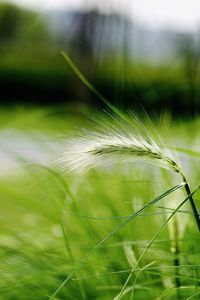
<box><xmin>1</xmin><ymin>1</ymin><xmax>200</xmax><ymax>115</ymax></box>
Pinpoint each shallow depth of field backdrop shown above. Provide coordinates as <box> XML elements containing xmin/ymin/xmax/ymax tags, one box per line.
<box><xmin>1</xmin><ymin>1</ymin><xmax>200</xmax><ymax>299</ymax></box>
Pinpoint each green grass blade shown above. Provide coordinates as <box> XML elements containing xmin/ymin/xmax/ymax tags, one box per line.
<box><xmin>157</xmin><ymin>285</ymin><xmax>198</xmax><ymax>300</ymax></box>
<box><xmin>61</xmin><ymin>51</ymin><xmax>128</xmax><ymax>121</ymax></box>
<box><xmin>130</xmin><ymin>261</ymin><xmax>156</xmax><ymax>300</ymax></box>
<box><xmin>176</xmin><ymin>147</ymin><xmax>200</xmax><ymax>158</ymax></box>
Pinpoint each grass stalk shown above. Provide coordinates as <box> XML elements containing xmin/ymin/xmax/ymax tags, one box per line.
<box><xmin>172</xmin><ymin>216</ymin><xmax>181</xmax><ymax>299</ymax></box>
<box><xmin>182</xmin><ymin>176</ymin><xmax>200</xmax><ymax>232</ymax></box>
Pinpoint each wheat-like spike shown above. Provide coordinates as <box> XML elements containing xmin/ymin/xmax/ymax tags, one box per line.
<box><xmin>57</xmin><ymin>123</ymin><xmax>182</xmax><ymax>175</ymax></box>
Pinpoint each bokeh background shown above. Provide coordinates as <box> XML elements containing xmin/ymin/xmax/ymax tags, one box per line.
<box><xmin>1</xmin><ymin>0</ymin><xmax>200</xmax><ymax>114</ymax></box>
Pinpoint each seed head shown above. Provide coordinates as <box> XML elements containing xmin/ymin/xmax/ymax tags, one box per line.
<box><xmin>57</xmin><ymin>118</ymin><xmax>182</xmax><ymax>176</ymax></box>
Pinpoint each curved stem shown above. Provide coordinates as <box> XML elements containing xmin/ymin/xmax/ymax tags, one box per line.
<box><xmin>182</xmin><ymin>176</ymin><xmax>200</xmax><ymax>232</ymax></box>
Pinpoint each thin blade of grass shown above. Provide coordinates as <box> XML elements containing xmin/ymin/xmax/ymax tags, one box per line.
<box><xmin>61</xmin><ymin>51</ymin><xmax>128</xmax><ymax>121</ymax></box>
<box><xmin>186</xmin><ymin>291</ymin><xmax>200</xmax><ymax>299</ymax></box>
<box><xmin>131</xmin><ymin>261</ymin><xmax>156</xmax><ymax>299</ymax></box>
<box><xmin>157</xmin><ymin>285</ymin><xmax>198</xmax><ymax>300</ymax></box>
<box><xmin>72</xmin><ymin>265</ymin><xmax>200</xmax><ymax>281</ymax></box>
<box><xmin>176</xmin><ymin>147</ymin><xmax>200</xmax><ymax>158</ymax></box>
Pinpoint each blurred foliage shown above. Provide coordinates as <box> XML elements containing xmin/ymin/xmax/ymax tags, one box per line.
<box><xmin>0</xmin><ymin>3</ymin><xmax>200</xmax><ymax>116</ymax></box>
<box><xmin>0</xmin><ymin>3</ymin><xmax>22</xmax><ymax>42</ymax></box>
<box><xmin>0</xmin><ymin>3</ymin><xmax>49</xmax><ymax>41</ymax></box>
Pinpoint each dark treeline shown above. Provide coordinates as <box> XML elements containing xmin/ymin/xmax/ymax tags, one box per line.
<box><xmin>1</xmin><ymin>68</ymin><xmax>199</xmax><ymax>116</ymax></box>
<box><xmin>1</xmin><ymin>3</ymin><xmax>200</xmax><ymax>116</ymax></box>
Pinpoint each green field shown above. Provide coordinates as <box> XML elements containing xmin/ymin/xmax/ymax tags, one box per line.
<box><xmin>1</xmin><ymin>107</ymin><xmax>200</xmax><ymax>300</ymax></box>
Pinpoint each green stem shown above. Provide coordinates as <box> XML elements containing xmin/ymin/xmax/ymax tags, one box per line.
<box><xmin>183</xmin><ymin>178</ymin><xmax>200</xmax><ymax>232</ymax></box>
<box><xmin>173</xmin><ymin>216</ymin><xmax>181</xmax><ymax>299</ymax></box>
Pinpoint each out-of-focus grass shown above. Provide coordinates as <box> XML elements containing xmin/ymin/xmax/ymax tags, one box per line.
<box><xmin>1</xmin><ymin>107</ymin><xmax>200</xmax><ymax>300</ymax></box>
<box><xmin>0</xmin><ymin>106</ymin><xmax>94</xmax><ymax>133</ymax></box>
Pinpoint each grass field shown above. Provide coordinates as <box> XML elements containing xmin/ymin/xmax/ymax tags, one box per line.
<box><xmin>1</xmin><ymin>107</ymin><xmax>200</xmax><ymax>300</ymax></box>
